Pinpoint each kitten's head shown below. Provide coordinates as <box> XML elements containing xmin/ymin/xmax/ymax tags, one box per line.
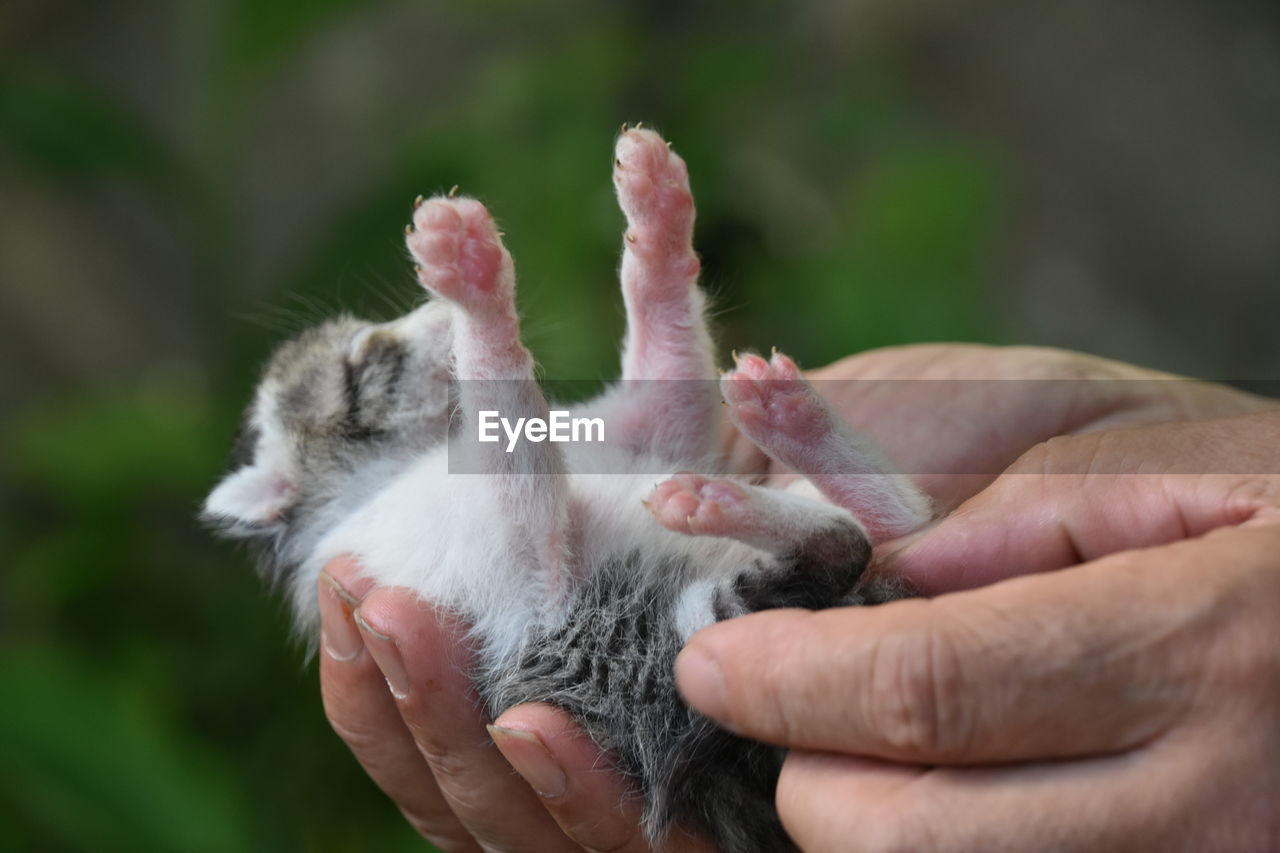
<box><xmin>202</xmin><ymin>300</ymin><xmax>453</xmax><ymax>546</ymax></box>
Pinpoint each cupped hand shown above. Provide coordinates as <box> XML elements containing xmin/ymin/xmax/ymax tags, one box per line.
<box><xmin>317</xmin><ymin>558</ymin><xmax>714</xmax><ymax>853</ymax></box>
<box><xmin>676</xmin><ymin>411</ymin><xmax>1280</xmax><ymax>851</ymax></box>
<box><xmin>734</xmin><ymin>343</ymin><xmax>1274</xmax><ymax>511</ymax></box>
<box><xmin>318</xmin><ymin>344</ymin><xmax>1273</xmax><ymax>851</ymax></box>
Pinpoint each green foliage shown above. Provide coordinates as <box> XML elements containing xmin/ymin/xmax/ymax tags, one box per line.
<box><xmin>1</xmin><ymin>1</ymin><xmax>1002</xmax><ymax>849</ymax></box>
<box><xmin>0</xmin><ymin>647</ymin><xmax>252</xmax><ymax>853</ymax></box>
<box><xmin>0</xmin><ymin>73</ymin><xmax>180</xmax><ymax>189</ymax></box>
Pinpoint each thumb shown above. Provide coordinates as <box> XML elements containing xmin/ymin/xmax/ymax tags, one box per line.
<box><xmin>677</xmin><ymin>518</ymin><xmax>1280</xmax><ymax>764</ymax></box>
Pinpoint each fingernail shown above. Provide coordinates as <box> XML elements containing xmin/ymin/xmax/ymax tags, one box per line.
<box><xmin>675</xmin><ymin>648</ymin><xmax>732</xmax><ymax>730</ymax></box>
<box><xmin>488</xmin><ymin>725</ymin><xmax>567</xmax><ymax>799</ymax></box>
<box><xmin>354</xmin><ymin>610</ymin><xmax>410</xmax><ymax>700</ymax></box>
<box><xmin>318</xmin><ymin>571</ymin><xmax>364</xmax><ymax>662</ymax></box>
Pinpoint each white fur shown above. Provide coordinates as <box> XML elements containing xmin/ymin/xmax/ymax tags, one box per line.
<box><xmin>203</xmin><ymin>384</ymin><xmax>296</xmax><ymax>525</ymax></box>
<box><xmin>673</xmin><ymin>579</ymin><xmax>718</xmax><ymax>641</ymax></box>
<box><xmin>306</xmin><ymin>441</ymin><xmax>771</xmax><ymax>664</ymax></box>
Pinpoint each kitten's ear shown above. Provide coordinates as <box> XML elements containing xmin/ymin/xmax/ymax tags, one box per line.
<box><xmin>203</xmin><ymin>463</ymin><xmax>296</xmax><ymax>529</ymax></box>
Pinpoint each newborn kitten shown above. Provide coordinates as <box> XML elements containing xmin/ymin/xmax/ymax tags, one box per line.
<box><xmin>203</xmin><ymin>127</ymin><xmax>930</xmax><ymax>852</ymax></box>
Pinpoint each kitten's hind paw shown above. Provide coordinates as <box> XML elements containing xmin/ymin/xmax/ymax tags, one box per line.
<box><xmin>614</xmin><ymin>127</ymin><xmax>696</xmax><ymax>268</ymax></box>
<box><xmin>646</xmin><ymin>472</ymin><xmax>873</xmax><ymax>572</ymax></box>
<box><xmin>721</xmin><ymin>350</ymin><xmax>830</xmax><ymax>446</ymax></box>
<box><xmin>406</xmin><ymin>196</ymin><xmax>513</xmax><ymax>315</ymax></box>
<box><xmin>647</xmin><ymin>473</ymin><xmax>755</xmax><ymax>537</ymax></box>
<box><xmin>722</xmin><ymin>350</ymin><xmax>932</xmax><ymax>542</ymax></box>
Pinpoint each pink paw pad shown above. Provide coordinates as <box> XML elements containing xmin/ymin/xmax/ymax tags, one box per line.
<box><xmin>613</xmin><ymin>127</ymin><xmax>694</xmax><ymax>249</ymax></box>
<box><xmin>406</xmin><ymin>196</ymin><xmax>510</xmax><ymax>311</ymax></box>
<box><xmin>646</xmin><ymin>472</ymin><xmax>752</xmax><ymax>535</ymax></box>
<box><xmin>722</xmin><ymin>351</ymin><xmax>831</xmax><ymax>443</ymax></box>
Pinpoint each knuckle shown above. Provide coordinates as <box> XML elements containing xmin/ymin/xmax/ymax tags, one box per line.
<box><xmin>865</xmin><ymin>626</ymin><xmax>969</xmax><ymax>758</ymax></box>
<box><xmin>319</xmin><ymin>687</ymin><xmax>392</xmax><ymax>755</ymax></box>
<box><xmin>438</xmin><ymin>788</ymin><xmax>528</xmax><ymax>848</ymax></box>
<box><xmin>402</xmin><ymin>706</ymin><xmax>486</xmax><ymax>777</ymax></box>
<box><xmin>1222</xmin><ymin>475</ymin><xmax>1280</xmax><ymax>521</ymax></box>
<box><xmin>417</xmin><ymin>739</ymin><xmax>478</xmax><ymax>782</ymax></box>
<box><xmin>317</xmin><ymin>665</ymin><xmax>382</xmax><ymax>742</ymax></box>
<box><xmin>323</xmin><ymin>712</ymin><xmax>384</xmax><ymax>753</ymax></box>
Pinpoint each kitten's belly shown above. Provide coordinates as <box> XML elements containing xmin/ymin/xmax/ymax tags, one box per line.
<box><xmin>310</xmin><ymin>449</ymin><xmax>772</xmax><ymax>656</ymax></box>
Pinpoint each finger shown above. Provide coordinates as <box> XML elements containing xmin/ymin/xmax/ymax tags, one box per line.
<box><xmin>882</xmin><ymin>413</ymin><xmax>1280</xmax><ymax>594</ymax></box>
<box><xmin>678</xmin><ymin>520</ymin><xmax>1280</xmax><ymax>764</ymax></box>
<box><xmin>354</xmin><ymin>588</ymin><xmax>580</xmax><ymax>853</ymax></box>
<box><xmin>491</xmin><ymin>703</ymin><xmax>718</xmax><ymax>853</ymax></box>
<box><xmin>316</xmin><ymin>559</ymin><xmax>479</xmax><ymax>852</ymax></box>
<box><xmin>775</xmin><ymin>745</ymin><xmax>1188</xmax><ymax>853</ymax></box>
<box><xmin>804</xmin><ymin>345</ymin><xmax>1274</xmax><ymax>512</ymax></box>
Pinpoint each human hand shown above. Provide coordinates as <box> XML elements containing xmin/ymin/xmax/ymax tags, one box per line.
<box><xmin>319</xmin><ymin>345</ymin><xmax>1273</xmax><ymax>852</ymax></box>
<box><xmin>317</xmin><ymin>557</ymin><xmax>714</xmax><ymax>853</ymax></box>
<box><xmin>676</xmin><ymin>411</ymin><xmax>1280</xmax><ymax>851</ymax></box>
<box><xmin>730</xmin><ymin>343</ymin><xmax>1274</xmax><ymax>511</ymax></box>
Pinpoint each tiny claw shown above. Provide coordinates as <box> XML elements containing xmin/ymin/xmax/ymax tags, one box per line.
<box><xmin>621</xmin><ymin>121</ymin><xmax>630</xmax><ymax>133</ymax></box>
<box><xmin>413</xmin><ymin>264</ymin><xmax>423</xmax><ymax>275</ymax></box>
<box><xmin>404</xmin><ymin>224</ymin><xmax>413</xmax><ymax>235</ymax></box>
<box><xmin>413</xmin><ymin>194</ymin><xmax>425</xmax><ymax>209</ymax></box>
<box><xmin>635</xmin><ymin>120</ymin><xmax>643</xmax><ymax>129</ymax></box>
<box><xmin>615</xmin><ymin>158</ymin><xmax>623</xmax><ymax>168</ymax></box>
<box><xmin>771</xmin><ymin>345</ymin><xmax>778</xmax><ymax>357</ymax></box>
<box><xmin>640</xmin><ymin>498</ymin><xmax>651</xmax><ymax>509</ymax></box>
<box><xmin>448</xmin><ymin>185</ymin><xmax>459</xmax><ymax>198</ymax></box>
<box><xmin>625</xmin><ymin>231</ymin><xmax>638</xmax><ymax>244</ymax></box>
<box><xmin>731</xmin><ymin>349</ymin><xmax>740</xmax><ymax>361</ymax></box>
<box><xmin>685</xmin><ymin>514</ymin><xmax>696</xmax><ymax>529</ymax></box>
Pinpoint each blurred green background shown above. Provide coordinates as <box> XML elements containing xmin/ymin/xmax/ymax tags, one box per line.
<box><xmin>2</xmin><ymin>1</ymin><xmax>1277</xmax><ymax>850</ymax></box>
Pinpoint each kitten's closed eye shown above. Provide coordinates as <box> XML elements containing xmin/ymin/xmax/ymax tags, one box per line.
<box><xmin>343</xmin><ymin>332</ymin><xmax>409</xmax><ymax>439</ymax></box>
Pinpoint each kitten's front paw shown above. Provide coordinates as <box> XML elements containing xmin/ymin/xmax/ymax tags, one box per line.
<box><xmin>614</xmin><ymin>126</ymin><xmax>697</xmax><ymax>267</ymax></box>
<box><xmin>721</xmin><ymin>351</ymin><xmax>830</xmax><ymax>445</ymax></box>
<box><xmin>406</xmin><ymin>196</ymin><xmax>512</xmax><ymax>314</ymax></box>
<box><xmin>647</xmin><ymin>472</ymin><xmax>751</xmax><ymax>535</ymax></box>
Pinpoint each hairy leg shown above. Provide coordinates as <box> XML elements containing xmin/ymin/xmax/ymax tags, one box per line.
<box><xmin>599</xmin><ymin>127</ymin><xmax>719</xmax><ymax>463</ymax></box>
<box><xmin>648</xmin><ymin>472</ymin><xmax>872</xmax><ymax>614</ymax></box>
<box><xmin>406</xmin><ymin>196</ymin><xmax>568</xmax><ymax>591</ymax></box>
<box><xmin>722</xmin><ymin>351</ymin><xmax>931</xmax><ymax>543</ymax></box>
<box><xmin>648</xmin><ymin>473</ymin><xmax>868</xmax><ymax>562</ymax></box>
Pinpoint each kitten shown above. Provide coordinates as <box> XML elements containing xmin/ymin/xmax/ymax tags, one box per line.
<box><xmin>203</xmin><ymin>126</ymin><xmax>930</xmax><ymax>852</ymax></box>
